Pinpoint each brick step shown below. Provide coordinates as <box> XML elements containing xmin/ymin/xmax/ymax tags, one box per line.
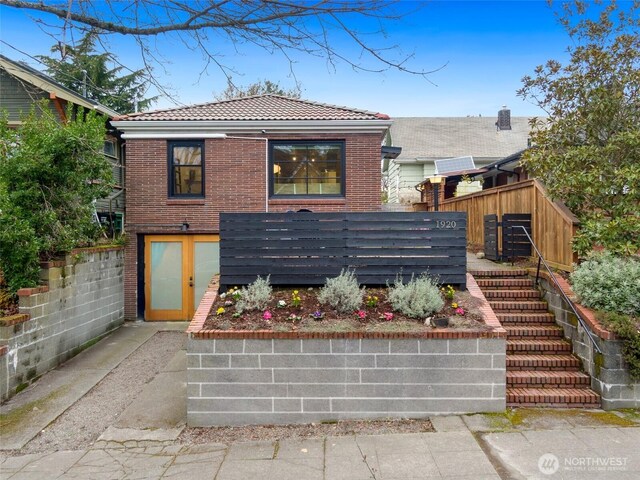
<box><xmin>489</xmin><ymin>300</ymin><xmax>548</xmax><ymax>312</ymax></box>
<box><xmin>507</xmin><ymin>339</ymin><xmax>572</xmax><ymax>354</ymax></box>
<box><xmin>469</xmin><ymin>269</ymin><xmax>528</xmax><ymax>278</ymax></box>
<box><xmin>497</xmin><ymin>312</ymin><xmax>556</xmax><ymax>325</ymax></box>
<box><xmin>507</xmin><ymin>387</ymin><xmax>600</xmax><ymax>407</ymax></box>
<box><xmin>507</xmin><ymin>371</ymin><xmax>592</xmax><ymax>388</ymax></box>
<box><xmin>507</xmin><ymin>354</ymin><xmax>581</xmax><ymax>371</ymax></box>
<box><xmin>482</xmin><ymin>289</ymin><xmax>542</xmax><ymax>300</ymax></box>
<box><xmin>505</xmin><ymin>325</ymin><xmax>564</xmax><ymax>339</ymax></box>
<box><xmin>476</xmin><ymin>278</ymin><xmax>534</xmax><ymax>289</ymax></box>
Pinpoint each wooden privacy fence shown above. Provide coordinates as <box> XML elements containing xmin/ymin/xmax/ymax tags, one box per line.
<box><xmin>220</xmin><ymin>212</ymin><xmax>467</xmax><ymax>288</ymax></box>
<box><xmin>440</xmin><ymin>179</ymin><xmax>579</xmax><ymax>271</ymax></box>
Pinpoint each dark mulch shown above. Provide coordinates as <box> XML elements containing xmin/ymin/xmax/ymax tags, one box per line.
<box><xmin>203</xmin><ymin>287</ymin><xmax>491</xmax><ymax>332</ymax></box>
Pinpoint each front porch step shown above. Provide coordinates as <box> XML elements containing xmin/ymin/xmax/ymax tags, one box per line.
<box><xmin>483</xmin><ymin>289</ymin><xmax>542</xmax><ymax>300</ymax></box>
<box><xmin>507</xmin><ymin>371</ymin><xmax>592</xmax><ymax>388</ymax></box>
<box><xmin>497</xmin><ymin>312</ymin><xmax>556</xmax><ymax>325</ymax></box>
<box><xmin>507</xmin><ymin>388</ymin><xmax>601</xmax><ymax>407</ymax></box>
<box><xmin>476</xmin><ymin>278</ymin><xmax>534</xmax><ymax>289</ymax></box>
<box><xmin>505</xmin><ymin>325</ymin><xmax>564</xmax><ymax>339</ymax></box>
<box><xmin>489</xmin><ymin>300</ymin><xmax>548</xmax><ymax>312</ymax></box>
<box><xmin>507</xmin><ymin>339</ymin><xmax>572</xmax><ymax>355</ymax></box>
<box><xmin>469</xmin><ymin>269</ymin><xmax>528</xmax><ymax>278</ymax></box>
<box><xmin>507</xmin><ymin>354</ymin><xmax>581</xmax><ymax>371</ymax></box>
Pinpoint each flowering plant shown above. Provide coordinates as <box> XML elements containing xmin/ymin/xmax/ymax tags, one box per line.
<box><xmin>291</xmin><ymin>290</ymin><xmax>302</xmax><ymax>308</ymax></box>
<box><xmin>277</xmin><ymin>300</ymin><xmax>287</xmax><ymax>308</ymax></box>
<box><xmin>262</xmin><ymin>310</ymin><xmax>272</xmax><ymax>320</ymax></box>
<box><xmin>356</xmin><ymin>310</ymin><xmax>367</xmax><ymax>319</ymax></box>
<box><xmin>229</xmin><ymin>286</ymin><xmax>242</xmax><ymax>301</ymax></box>
<box><xmin>365</xmin><ymin>295</ymin><xmax>379</xmax><ymax>308</ymax></box>
<box><xmin>311</xmin><ymin>310</ymin><xmax>324</xmax><ymax>320</ymax></box>
<box><xmin>216</xmin><ymin>307</ymin><xmax>225</xmax><ymax>315</ymax></box>
<box><xmin>381</xmin><ymin>312</ymin><xmax>394</xmax><ymax>321</ymax></box>
<box><xmin>224</xmin><ymin>300</ymin><xmax>233</xmax><ymax>307</ymax></box>
<box><xmin>441</xmin><ymin>285</ymin><xmax>455</xmax><ymax>301</ymax></box>
<box><xmin>455</xmin><ymin>307</ymin><xmax>465</xmax><ymax>316</ymax></box>
<box><xmin>452</xmin><ymin>302</ymin><xmax>458</xmax><ymax>309</ymax></box>
<box><xmin>286</xmin><ymin>314</ymin><xmax>302</xmax><ymax>322</ymax></box>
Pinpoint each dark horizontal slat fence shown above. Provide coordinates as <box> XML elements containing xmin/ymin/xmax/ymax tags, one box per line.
<box><xmin>502</xmin><ymin>213</ymin><xmax>532</xmax><ymax>261</ymax></box>
<box><xmin>220</xmin><ymin>212</ymin><xmax>467</xmax><ymax>288</ymax></box>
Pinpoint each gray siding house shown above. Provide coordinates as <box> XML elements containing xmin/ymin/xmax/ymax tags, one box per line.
<box><xmin>0</xmin><ymin>54</ymin><xmax>125</xmax><ymax>232</ymax></box>
<box><xmin>383</xmin><ymin>107</ymin><xmax>531</xmax><ymax>205</ymax></box>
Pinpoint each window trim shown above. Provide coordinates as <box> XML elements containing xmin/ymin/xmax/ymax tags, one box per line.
<box><xmin>269</xmin><ymin>140</ymin><xmax>346</xmax><ymax>198</ymax></box>
<box><xmin>168</xmin><ymin>140</ymin><xmax>205</xmax><ymax>198</ymax></box>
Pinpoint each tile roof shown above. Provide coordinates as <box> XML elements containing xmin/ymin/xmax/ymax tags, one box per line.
<box><xmin>115</xmin><ymin>94</ymin><xmax>390</xmax><ymax>121</ymax></box>
<box><xmin>389</xmin><ymin>116</ymin><xmax>533</xmax><ymax>161</ymax></box>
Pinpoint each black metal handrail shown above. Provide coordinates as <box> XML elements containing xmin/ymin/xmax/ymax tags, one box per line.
<box><xmin>511</xmin><ymin>225</ymin><xmax>602</xmax><ymax>354</ymax></box>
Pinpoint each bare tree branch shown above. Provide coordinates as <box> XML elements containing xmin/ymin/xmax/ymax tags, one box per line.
<box><xmin>1</xmin><ymin>0</ymin><xmax>439</xmax><ymax>96</ymax></box>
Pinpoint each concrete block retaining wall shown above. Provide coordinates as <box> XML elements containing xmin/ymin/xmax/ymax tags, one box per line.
<box><xmin>536</xmin><ymin>271</ymin><xmax>640</xmax><ymax>409</ymax></box>
<box><xmin>186</xmin><ymin>274</ymin><xmax>506</xmax><ymax>426</ymax></box>
<box><xmin>0</xmin><ymin>247</ymin><xmax>124</xmax><ymax>402</ymax></box>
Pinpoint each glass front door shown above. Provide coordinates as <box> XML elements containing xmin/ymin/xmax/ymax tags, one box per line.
<box><xmin>144</xmin><ymin>235</ymin><xmax>219</xmax><ymax>321</ymax></box>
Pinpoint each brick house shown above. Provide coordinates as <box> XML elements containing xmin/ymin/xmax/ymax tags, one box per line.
<box><xmin>111</xmin><ymin>95</ymin><xmax>393</xmax><ymax>321</ymax></box>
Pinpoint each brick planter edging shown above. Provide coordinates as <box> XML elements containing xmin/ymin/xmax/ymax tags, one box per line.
<box><xmin>527</xmin><ymin>268</ymin><xmax>614</xmax><ymax>340</ymax></box>
<box><xmin>187</xmin><ymin>273</ymin><xmax>506</xmax><ymax>339</ymax></box>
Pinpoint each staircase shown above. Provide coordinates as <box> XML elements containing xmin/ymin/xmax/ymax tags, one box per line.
<box><xmin>472</xmin><ymin>269</ymin><xmax>600</xmax><ymax>408</ymax></box>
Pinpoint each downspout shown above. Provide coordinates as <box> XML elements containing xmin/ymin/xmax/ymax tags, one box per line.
<box><xmin>224</xmin><ymin>135</ymin><xmax>269</xmax><ymax>212</ymax></box>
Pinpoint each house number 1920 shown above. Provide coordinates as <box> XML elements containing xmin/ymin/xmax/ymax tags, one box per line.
<box><xmin>435</xmin><ymin>220</ymin><xmax>457</xmax><ymax>229</ymax></box>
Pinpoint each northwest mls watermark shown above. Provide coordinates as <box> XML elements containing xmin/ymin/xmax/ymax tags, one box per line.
<box><xmin>538</xmin><ymin>453</ymin><xmax>629</xmax><ymax>475</ymax></box>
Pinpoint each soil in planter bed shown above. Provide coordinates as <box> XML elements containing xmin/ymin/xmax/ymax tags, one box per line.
<box><xmin>204</xmin><ymin>288</ymin><xmax>492</xmax><ymax>332</ymax></box>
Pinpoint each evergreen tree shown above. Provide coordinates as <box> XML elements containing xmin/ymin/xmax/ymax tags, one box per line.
<box><xmin>38</xmin><ymin>32</ymin><xmax>156</xmax><ymax>114</ymax></box>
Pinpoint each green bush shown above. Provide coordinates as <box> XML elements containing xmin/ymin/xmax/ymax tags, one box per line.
<box><xmin>318</xmin><ymin>269</ymin><xmax>364</xmax><ymax>314</ymax></box>
<box><xmin>600</xmin><ymin>312</ymin><xmax>640</xmax><ymax>380</ymax></box>
<box><xmin>570</xmin><ymin>252</ymin><xmax>640</xmax><ymax>316</ymax></box>
<box><xmin>235</xmin><ymin>276</ymin><xmax>272</xmax><ymax>312</ymax></box>
<box><xmin>387</xmin><ymin>274</ymin><xmax>444</xmax><ymax>319</ymax></box>
<box><xmin>0</xmin><ymin>106</ymin><xmax>111</xmax><ymax>292</ymax></box>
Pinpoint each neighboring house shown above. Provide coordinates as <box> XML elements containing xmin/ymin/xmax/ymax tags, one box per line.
<box><xmin>0</xmin><ymin>54</ymin><xmax>125</xmax><ymax>233</ymax></box>
<box><xmin>111</xmin><ymin>94</ymin><xmax>393</xmax><ymax>321</ymax></box>
<box><xmin>383</xmin><ymin>107</ymin><xmax>531</xmax><ymax>204</ymax></box>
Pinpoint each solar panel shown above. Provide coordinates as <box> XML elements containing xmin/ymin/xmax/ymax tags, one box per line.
<box><xmin>434</xmin><ymin>156</ymin><xmax>476</xmax><ymax>174</ymax></box>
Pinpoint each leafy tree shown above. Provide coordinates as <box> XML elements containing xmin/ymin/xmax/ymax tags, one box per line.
<box><xmin>215</xmin><ymin>78</ymin><xmax>301</xmax><ymax>101</ymax></box>
<box><xmin>0</xmin><ymin>104</ymin><xmax>112</xmax><ymax>291</ymax></box>
<box><xmin>518</xmin><ymin>0</ymin><xmax>640</xmax><ymax>256</ymax></box>
<box><xmin>37</xmin><ymin>32</ymin><xmax>155</xmax><ymax>114</ymax></box>
<box><xmin>0</xmin><ymin>1</ymin><xmax>438</xmax><ymax>96</ymax></box>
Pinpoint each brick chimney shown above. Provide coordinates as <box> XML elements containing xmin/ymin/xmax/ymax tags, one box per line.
<box><xmin>496</xmin><ymin>105</ymin><xmax>511</xmax><ymax>130</ymax></box>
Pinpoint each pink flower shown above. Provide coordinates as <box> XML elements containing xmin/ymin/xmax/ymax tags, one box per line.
<box><xmin>263</xmin><ymin>310</ymin><xmax>272</xmax><ymax>320</ymax></box>
<box><xmin>455</xmin><ymin>307</ymin><xmax>465</xmax><ymax>316</ymax></box>
<box><xmin>383</xmin><ymin>312</ymin><xmax>394</xmax><ymax>321</ymax></box>
<box><xmin>356</xmin><ymin>310</ymin><xmax>367</xmax><ymax>319</ymax></box>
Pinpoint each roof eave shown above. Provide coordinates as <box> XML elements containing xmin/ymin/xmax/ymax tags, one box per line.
<box><xmin>111</xmin><ymin>119</ymin><xmax>393</xmax><ymax>139</ymax></box>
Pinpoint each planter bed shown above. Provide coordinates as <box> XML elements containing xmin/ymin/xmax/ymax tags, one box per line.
<box><xmin>186</xmin><ymin>274</ymin><xmax>506</xmax><ymax>426</ymax></box>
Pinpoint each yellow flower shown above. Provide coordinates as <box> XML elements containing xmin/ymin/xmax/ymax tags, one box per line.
<box><xmin>293</xmin><ymin>290</ymin><xmax>299</xmax><ymax>295</ymax></box>
<box><xmin>452</xmin><ymin>303</ymin><xmax>458</xmax><ymax>309</ymax></box>
<box><xmin>216</xmin><ymin>307</ymin><xmax>225</xmax><ymax>315</ymax></box>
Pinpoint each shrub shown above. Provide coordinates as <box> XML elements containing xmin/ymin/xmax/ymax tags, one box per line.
<box><xmin>570</xmin><ymin>252</ymin><xmax>640</xmax><ymax>316</ymax></box>
<box><xmin>318</xmin><ymin>269</ymin><xmax>364</xmax><ymax>314</ymax></box>
<box><xmin>235</xmin><ymin>276</ymin><xmax>272</xmax><ymax>312</ymax></box>
<box><xmin>600</xmin><ymin>312</ymin><xmax>640</xmax><ymax>380</ymax></box>
<box><xmin>387</xmin><ymin>274</ymin><xmax>444</xmax><ymax>319</ymax></box>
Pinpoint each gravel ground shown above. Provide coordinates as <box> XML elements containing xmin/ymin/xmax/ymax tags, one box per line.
<box><xmin>7</xmin><ymin>330</ymin><xmax>434</xmax><ymax>456</ymax></box>
<box><xmin>14</xmin><ymin>331</ymin><xmax>185</xmax><ymax>455</ymax></box>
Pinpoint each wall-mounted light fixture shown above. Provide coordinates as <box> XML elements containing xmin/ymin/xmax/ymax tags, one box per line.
<box><xmin>181</xmin><ymin>221</ymin><xmax>190</xmax><ymax>232</ymax></box>
<box><xmin>428</xmin><ymin>174</ymin><xmax>445</xmax><ymax>211</ymax></box>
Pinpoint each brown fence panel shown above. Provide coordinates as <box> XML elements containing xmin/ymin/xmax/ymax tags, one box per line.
<box><xmin>440</xmin><ymin>180</ymin><xmax>578</xmax><ymax>271</ymax></box>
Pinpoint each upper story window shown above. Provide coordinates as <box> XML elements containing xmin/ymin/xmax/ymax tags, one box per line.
<box><xmin>270</xmin><ymin>141</ymin><xmax>345</xmax><ymax>197</ymax></box>
<box><xmin>103</xmin><ymin>139</ymin><xmax>118</xmax><ymax>159</ymax></box>
<box><xmin>169</xmin><ymin>141</ymin><xmax>204</xmax><ymax>197</ymax></box>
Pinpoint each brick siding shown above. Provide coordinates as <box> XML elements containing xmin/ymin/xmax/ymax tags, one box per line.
<box><xmin>124</xmin><ymin>133</ymin><xmax>384</xmax><ymax>319</ymax></box>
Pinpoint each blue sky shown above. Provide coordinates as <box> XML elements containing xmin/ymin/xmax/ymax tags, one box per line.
<box><xmin>0</xmin><ymin>1</ymin><xmax>581</xmax><ymax>117</ymax></box>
